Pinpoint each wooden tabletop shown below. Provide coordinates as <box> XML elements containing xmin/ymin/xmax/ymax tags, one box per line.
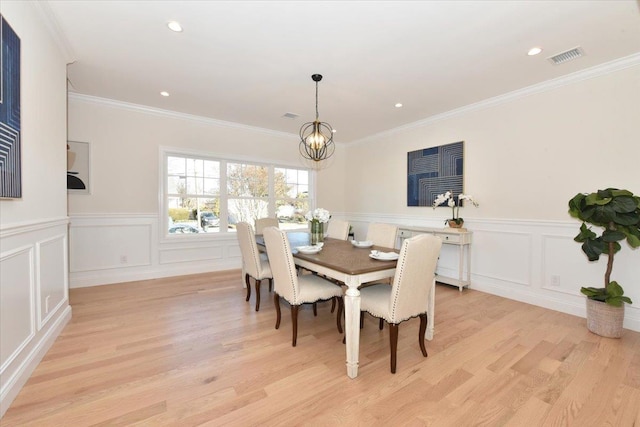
<box><xmin>257</xmin><ymin>232</ymin><xmax>398</xmax><ymax>276</ymax></box>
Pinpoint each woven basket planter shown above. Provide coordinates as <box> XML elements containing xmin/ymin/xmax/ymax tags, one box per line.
<box><xmin>585</xmin><ymin>298</ymin><xmax>624</xmax><ymax>338</ymax></box>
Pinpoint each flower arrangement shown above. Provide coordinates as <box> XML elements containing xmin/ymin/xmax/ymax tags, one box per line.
<box><xmin>432</xmin><ymin>191</ymin><xmax>478</xmax><ymax>226</ymax></box>
<box><xmin>305</xmin><ymin>208</ymin><xmax>331</xmax><ymax>223</ymax></box>
<box><xmin>306</xmin><ymin>208</ymin><xmax>330</xmax><ymax>244</ymax></box>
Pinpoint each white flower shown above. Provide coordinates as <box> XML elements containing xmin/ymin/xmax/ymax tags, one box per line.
<box><xmin>458</xmin><ymin>194</ymin><xmax>479</xmax><ymax>207</ymax></box>
<box><xmin>432</xmin><ymin>192</ymin><xmax>451</xmax><ymax>207</ymax></box>
<box><xmin>433</xmin><ymin>191</ymin><xmax>479</xmax><ymax>222</ymax></box>
<box><xmin>305</xmin><ymin>208</ymin><xmax>331</xmax><ymax>223</ymax></box>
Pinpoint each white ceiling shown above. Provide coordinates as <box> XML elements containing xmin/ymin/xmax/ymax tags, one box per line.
<box><xmin>45</xmin><ymin>0</ymin><xmax>640</xmax><ymax>143</ymax></box>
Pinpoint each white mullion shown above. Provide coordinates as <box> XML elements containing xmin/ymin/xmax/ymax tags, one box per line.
<box><xmin>268</xmin><ymin>166</ymin><xmax>275</xmax><ymax>218</ymax></box>
<box><xmin>219</xmin><ymin>159</ymin><xmax>229</xmax><ymax>231</ymax></box>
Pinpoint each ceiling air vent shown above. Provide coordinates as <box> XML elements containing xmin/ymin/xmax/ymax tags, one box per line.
<box><xmin>282</xmin><ymin>112</ymin><xmax>299</xmax><ymax>119</ymax></box>
<box><xmin>547</xmin><ymin>47</ymin><xmax>584</xmax><ymax>65</ymax></box>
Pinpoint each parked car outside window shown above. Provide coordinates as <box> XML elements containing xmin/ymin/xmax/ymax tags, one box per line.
<box><xmin>169</xmin><ymin>224</ymin><xmax>200</xmax><ymax>234</ymax></box>
<box><xmin>200</xmin><ymin>212</ymin><xmax>220</xmax><ymax>229</ymax></box>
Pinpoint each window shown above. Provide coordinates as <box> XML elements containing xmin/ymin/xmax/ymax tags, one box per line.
<box><xmin>275</xmin><ymin>167</ymin><xmax>309</xmax><ymax>229</ymax></box>
<box><xmin>164</xmin><ymin>151</ymin><xmax>311</xmax><ymax>235</ymax></box>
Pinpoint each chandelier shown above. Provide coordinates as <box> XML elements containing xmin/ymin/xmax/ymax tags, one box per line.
<box><xmin>299</xmin><ymin>74</ymin><xmax>335</xmax><ymax>162</ymax></box>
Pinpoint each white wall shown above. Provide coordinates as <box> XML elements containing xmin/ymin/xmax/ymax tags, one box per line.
<box><xmin>344</xmin><ymin>60</ymin><xmax>640</xmax><ymax>331</ymax></box>
<box><xmin>66</xmin><ymin>96</ymin><xmax>348</xmax><ymax>287</ymax></box>
<box><xmin>0</xmin><ymin>1</ymin><xmax>70</xmax><ymax>417</ymax></box>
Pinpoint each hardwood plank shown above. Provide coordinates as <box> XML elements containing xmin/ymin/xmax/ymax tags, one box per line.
<box><xmin>2</xmin><ymin>272</ymin><xmax>640</xmax><ymax>426</ymax></box>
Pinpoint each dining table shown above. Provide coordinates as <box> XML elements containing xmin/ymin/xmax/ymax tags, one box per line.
<box><xmin>256</xmin><ymin>232</ymin><xmax>436</xmax><ymax>379</ymax></box>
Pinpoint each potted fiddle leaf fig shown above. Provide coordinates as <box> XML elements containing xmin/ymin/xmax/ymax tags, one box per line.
<box><xmin>568</xmin><ymin>188</ymin><xmax>640</xmax><ymax>338</ymax></box>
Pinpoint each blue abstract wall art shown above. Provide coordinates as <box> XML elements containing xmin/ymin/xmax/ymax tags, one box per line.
<box><xmin>0</xmin><ymin>15</ymin><xmax>21</xmax><ymax>199</ymax></box>
<box><xmin>407</xmin><ymin>141</ymin><xmax>464</xmax><ymax>207</ymax></box>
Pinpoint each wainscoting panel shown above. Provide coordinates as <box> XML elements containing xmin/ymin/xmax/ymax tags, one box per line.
<box><xmin>0</xmin><ymin>245</ymin><xmax>35</xmax><ymax>374</ymax></box>
<box><xmin>0</xmin><ymin>218</ymin><xmax>71</xmax><ymax>417</ymax></box>
<box><xmin>70</xmin><ymin>223</ymin><xmax>152</xmax><ymax>272</ymax></box>
<box><xmin>472</xmin><ymin>229</ymin><xmax>533</xmax><ymax>287</ymax></box>
<box><xmin>36</xmin><ymin>234</ymin><xmax>68</xmax><ymax>330</ymax></box>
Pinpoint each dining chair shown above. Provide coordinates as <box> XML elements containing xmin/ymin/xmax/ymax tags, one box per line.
<box><xmin>236</xmin><ymin>222</ymin><xmax>273</xmax><ymax>311</ymax></box>
<box><xmin>262</xmin><ymin>226</ymin><xmax>344</xmax><ymax>347</ymax></box>
<box><xmin>255</xmin><ymin>217</ymin><xmax>279</xmax><ymax>235</ymax></box>
<box><xmin>359</xmin><ymin>233</ymin><xmax>442</xmax><ymax>373</ymax></box>
<box><xmin>326</xmin><ymin>219</ymin><xmax>350</xmax><ymax>240</ymax></box>
<box><xmin>366</xmin><ymin>223</ymin><xmax>398</xmax><ymax>249</ymax></box>
<box><xmin>360</xmin><ymin>223</ymin><xmax>399</xmax><ymax>291</ymax></box>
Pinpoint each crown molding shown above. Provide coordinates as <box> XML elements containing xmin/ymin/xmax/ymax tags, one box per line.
<box><xmin>350</xmin><ymin>52</ymin><xmax>640</xmax><ymax>146</ymax></box>
<box><xmin>32</xmin><ymin>1</ymin><xmax>76</xmax><ymax>63</ymax></box>
<box><xmin>67</xmin><ymin>92</ymin><xmax>298</xmax><ymax>140</ymax></box>
<box><xmin>67</xmin><ymin>52</ymin><xmax>639</xmax><ymax>146</ymax></box>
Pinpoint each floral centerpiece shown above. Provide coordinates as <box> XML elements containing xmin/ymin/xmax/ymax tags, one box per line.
<box><xmin>432</xmin><ymin>191</ymin><xmax>478</xmax><ymax>228</ymax></box>
<box><xmin>305</xmin><ymin>208</ymin><xmax>331</xmax><ymax>244</ymax></box>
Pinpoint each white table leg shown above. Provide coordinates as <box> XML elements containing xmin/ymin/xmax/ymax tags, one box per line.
<box><xmin>425</xmin><ymin>277</ymin><xmax>435</xmax><ymax>340</ymax></box>
<box><xmin>344</xmin><ymin>284</ymin><xmax>361</xmax><ymax>378</ymax></box>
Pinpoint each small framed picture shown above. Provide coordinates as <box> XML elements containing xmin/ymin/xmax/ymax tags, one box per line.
<box><xmin>67</xmin><ymin>141</ymin><xmax>90</xmax><ymax>194</ymax></box>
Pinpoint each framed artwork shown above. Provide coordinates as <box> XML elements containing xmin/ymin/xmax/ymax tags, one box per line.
<box><xmin>0</xmin><ymin>15</ymin><xmax>22</xmax><ymax>199</ymax></box>
<box><xmin>67</xmin><ymin>141</ymin><xmax>90</xmax><ymax>194</ymax></box>
<box><xmin>407</xmin><ymin>141</ymin><xmax>464</xmax><ymax>206</ymax></box>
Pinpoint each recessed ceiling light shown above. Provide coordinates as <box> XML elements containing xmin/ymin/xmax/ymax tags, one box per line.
<box><xmin>527</xmin><ymin>47</ymin><xmax>543</xmax><ymax>56</ymax></box>
<box><xmin>395</xmin><ymin>103</ymin><xmax>403</xmax><ymax>108</ymax></box>
<box><xmin>332</xmin><ymin>129</ymin><xmax>337</xmax><ymax>133</ymax></box>
<box><xmin>160</xmin><ymin>91</ymin><xmax>170</xmax><ymax>97</ymax></box>
<box><xmin>167</xmin><ymin>21</ymin><xmax>183</xmax><ymax>32</ymax></box>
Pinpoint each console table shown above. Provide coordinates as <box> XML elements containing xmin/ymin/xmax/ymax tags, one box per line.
<box><xmin>397</xmin><ymin>226</ymin><xmax>472</xmax><ymax>291</ymax></box>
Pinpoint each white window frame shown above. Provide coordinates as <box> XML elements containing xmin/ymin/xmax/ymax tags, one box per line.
<box><xmin>159</xmin><ymin>147</ymin><xmax>315</xmax><ymax>241</ymax></box>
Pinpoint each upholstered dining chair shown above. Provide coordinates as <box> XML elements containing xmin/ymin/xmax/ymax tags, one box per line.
<box><xmin>366</xmin><ymin>223</ymin><xmax>398</xmax><ymax>249</ymax></box>
<box><xmin>359</xmin><ymin>233</ymin><xmax>442</xmax><ymax>373</ymax></box>
<box><xmin>326</xmin><ymin>219</ymin><xmax>350</xmax><ymax>240</ymax></box>
<box><xmin>255</xmin><ymin>217</ymin><xmax>279</xmax><ymax>235</ymax></box>
<box><xmin>263</xmin><ymin>226</ymin><xmax>344</xmax><ymax>347</ymax></box>
<box><xmin>236</xmin><ymin>222</ymin><xmax>273</xmax><ymax>311</ymax></box>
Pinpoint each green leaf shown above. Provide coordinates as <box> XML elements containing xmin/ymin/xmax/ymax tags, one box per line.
<box><xmin>581</xmin><ymin>239</ymin><xmax>604</xmax><ymax>261</ymax></box>
<box><xmin>586</xmin><ymin>192</ymin><xmax>610</xmax><ymax>206</ymax></box>
<box><xmin>612</xmin><ymin>211</ymin><xmax>640</xmax><ymax>226</ymax></box>
<box><xmin>620</xmin><ymin>296</ymin><xmax>633</xmax><ymax>305</ymax></box>
<box><xmin>609</xmin><ymin>189</ymin><xmax>634</xmax><ymax>198</ymax></box>
<box><xmin>627</xmin><ymin>233</ymin><xmax>640</xmax><ymax>248</ymax></box>
<box><xmin>606</xmin><ymin>281</ymin><xmax>624</xmax><ymax>298</ymax></box>
<box><xmin>581</xmin><ymin>287</ymin><xmax>606</xmax><ymax>298</ymax></box>
<box><xmin>602</xmin><ymin>230</ymin><xmax>625</xmax><ymax>243</ymax></box>
<box><xmin>569</xmin><ymin>193</ymin><xmax>587</xmax><ymax>217</ymax></box>
<box><xmin>610</xmin><ymin>196</ymin><xmax>638</xmax><ymax>213</ymax></box>
<box><xmin>606</xmin><ymin>296</ymin><xmax>624</xmax><ymax>307</ymax></box>
<box><xmin>574</xmin><ymin>223</ymin><xmax>596</xmax><ymax>242</ymax></box>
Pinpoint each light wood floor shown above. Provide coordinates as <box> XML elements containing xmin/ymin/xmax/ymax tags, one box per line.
<box><xmin>3</xmin><ymin>270</ymin><xmax>640</xmax><ymax>426</ymax></box>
